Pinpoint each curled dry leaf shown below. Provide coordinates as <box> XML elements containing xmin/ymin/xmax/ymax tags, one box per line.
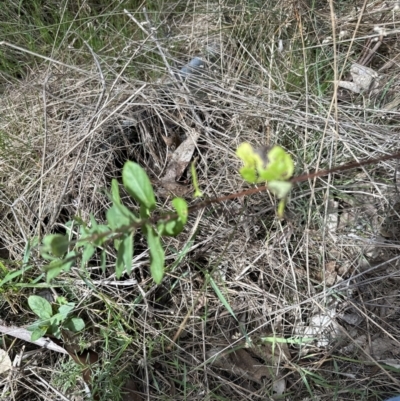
<box><xmin>157</xmin><ymin>180</ymin><xmax>192</xmax><ymax>198</ymax></box>
<box><xmin>323</xmin><ymin>261</ymin><xmax>337</xmax><ymax>286</ymax></box>
<box><xmin>207</xmin><ymin>340</ymin><xmax>287</xmax><ymax>394</ymax></box>
<box><xmin>380</xmin><ymin>202</ymin><xmax>400</xmax><ymax>240</ymax></box>
<box><xmin>272</xmin><ymin>377</ymin><xmax>286</xmax><ymax>396</ymax></box>
<box><xmin>208</xmin><ymin>346</ymin><xmax>272</xmax><ymax>384</ymax></box>
<box><xmin>338</xmin><ymin>63</ymin><xmax>379</xmax><ymax>94</ymax></box>
<box><xmin>326</xmin><ymin>199</ymin><xmax>338</xmax><ymax>236</ymax></box>
<box><xmin>160</xmin><ymin>130</ymin><xmax>200</xmax><ymax>197</ymax></box>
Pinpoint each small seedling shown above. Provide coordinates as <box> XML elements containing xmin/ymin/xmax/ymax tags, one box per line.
<box><xmin>236</xmin><ymin>144</ymin><xmax>294</xmax><ymax>217</ymax></box>
<box><xmin>27</xmin><ymin>295</ymin><xmax>85</xmax><ymax>341</ymax></box>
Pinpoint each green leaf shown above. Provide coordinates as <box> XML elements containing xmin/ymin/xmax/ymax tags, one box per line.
<box><xmin>56</xmin><ymin>296</ymin><xmax>68</xmax><ymax>305</ymax></box>
<box><xmin>107</xmin><ymin>205</ymin><xmax>128</xmax><ymax>230</ymax></box>
<box><xmin>114</xmin><ymin>238</ymin><xmax>121</xmax><ymax>252</ymax></box>
<box><xmin>44</xmin><ymin>251</ymin><xmax>76</xmax><ymax>282</ymax></box>
<box><xmin>42</xmin><ymin>234</ymin><xmax>69</xmax><ymax>257</ymax></box>
<box><xmin>239</xmin><ymin>166</ymin><xmax>257</xmax><ymax>183</ymax></box>
<box><xmin>72</xmin><ymin>215</ymin><xmax>86</xmax><ymax>227</ymax></box>
<box><xmin>81</xmin><ymin>244</ymin><xmax>95</xmax><ymax>265</ymax></box>
<box><xmin>28</xmin><ymin>295</ymin><xmax>53</xmax><ymax>320</ymax></box>
<box><xmin>49</xmin><ymin>312</ymin><xmax>66</xmax><ymax>326</ymax></box>
<box><xmin>64</xmin><ymin>317</ymin><xmax>85</xmax><ymax>333</ymax></box>
<box><xmin>115</xmin><ymin>233</ymin><xmax>134</xmax><ymax>278</ymax></box>
<box><xmin>92</xmin><ymin>225</ymin><xmax>111</xmax><ymax>246</ymax></box>
<box><xmin>115</xmin><ymin>243</ymin><xmax>124</xmax><ymax>278</ymax></box>
<box><xmin>157</xmin><ymin>219</ymin><xmax>184</xmax><ymax>237</ymax></box>
<box><xmin>45</xmin><ymin>264</ymin><xmax>63</xmax><ymax>282</ymax></box>
<box><xmin>81</xmin><ymin>244</ymin><xmax>95</xmax><ymax>266</ymax></box>
<box><xmin>140</xmin><ymin>204</ymin><xmax>150</xmax><ymax>219</ymax></box>
<box><xmin>157</xmin><ymin>197</ymin><xmax>188</xmax><ymax>236</ymax></box>
<box><xmin>236</xmin><ymin>142</ymin><xmax>263</xmax><ymax>168</ymax></box>
<box><xmin>122</xmin><ymin>161</ymin><xmax>156</xmax><ymax>211</ymax></box>
<box><xmin>146</xmin><ymin>225</ymin><xmax>165</xmax><ymax>284</ymax></box>
<box><xmin>89</xmin><ymin>214</ymin><xmax>98</xmax><ymax>230</ymax></box>
<box><xmin>26</xmin><ymin>322</ymin><xmax>39</xmax><ymax>332</ymax></box>
<box><xmin>100</xmin><ymin>249</ymin><xmax>106</xmax><ymax>273</ymax></box>
<box><xmin>172</xmin><ymin>198</ymin><xmax>188</xmax><ymax>224</ymax></box>
<box><xmin>31</xmin><ymin>327</ymin><xmax>48</xmax><ymax>341</ymax></box>
<box><xmin>48</xmin><ymin>324</ymin><xmax>61</xmax><ymax>338</ymax></box>
<box><xmin>106</xmin><ymin>203</ymin><xmax>138</xmax><ymax>231</ymax></box>
<box><xmin>123</xmin><ymin>233</ymin><xmax>133</xmax><ymax>274</ymax></box>
<box><xmin>191</xmin><ymin>161</ymin><xmax>203</xmax><ymax>198</ymax></box>
<box><xmin>258</xmin><ymin>146</ymin><xmax>294</xmax><ymax>181</ymax></box>
<box><xmin>208</xmin><ymin>275</ymin><xmax>238</xmax><ymax>322</ymax></box>
<box><xmin>58</xmin><ymin>303</ymin><xmax>75</xmax><ymax>317</ymax></box>
<box><xmin>236</xmin><ymin>143</ymin><xmax>294</xmax><ymax>184</ymax></box>
<box><xmin>111</xmin><ymin>179</ymin><xmax>121</xmax><ymax>204</ymax></box>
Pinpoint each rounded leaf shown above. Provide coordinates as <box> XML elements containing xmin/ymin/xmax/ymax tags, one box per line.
<box><xmin>236</xmin><ymin>143</ymin><xmax>294</xmax><ymax>184</ymax></box>
<box><xmin>42</xmin><ymin>234</ymin><xmax>69</xmax><ymax>257</ymax></box>
<box><xmin>236</xmin><ymin>142</ymin><xmax>263</xmax><ymax>167</ymax></box>
<box><xmin>31</xmin><ymin>327</ymin><xmax>48</xmax><ymax>341</ymax></box>
<box><xmin>28</xmin><ymin>295</ymin><xmax>53</xmax><ymax>320</ymax></box>
<box><xmin>58</xmin><ymin>303</ymin><xmax>75</xmax><ymax>317</ymax></box>
<box><xmin>260</xmin><ymin>146</ymin><xmax>294</xmax><ymax>181</ymax></box>
<box><xmin>64</xmin><ymin>317</ymin><xmax>85</xmax><ymax>333</ymax></box>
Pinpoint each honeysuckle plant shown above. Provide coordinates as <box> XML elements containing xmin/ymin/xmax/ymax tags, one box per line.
<box><xmin>37</xmin><ymin>144</ymin><xmax>293</xmax><ymax>286</ymax></box>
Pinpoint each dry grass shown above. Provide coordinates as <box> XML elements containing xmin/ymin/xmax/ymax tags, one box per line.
<box><xmin>1</xmin><ymin>0</ymin><xmax>400</xmax><ymax>400</ymax></box>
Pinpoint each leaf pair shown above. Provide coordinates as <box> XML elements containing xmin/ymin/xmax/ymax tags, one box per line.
<box><xmin>236</xmin><ymin>144</ymin><xmax>294</xmax><ymax>184</ymax></box>
<box><xmin>236</xmin><ymin>144</ymin><xmax>294</xmax><ymax>216</ymax></box>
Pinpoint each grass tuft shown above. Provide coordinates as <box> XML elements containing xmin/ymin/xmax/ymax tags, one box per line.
<box><xmin>1</xmin><ymin>0</ymin><xmax>400</xmax><ymax>400</ymax></box>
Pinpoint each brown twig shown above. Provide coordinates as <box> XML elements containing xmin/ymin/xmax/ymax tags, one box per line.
<box><xmin>185</xmin><ymin>149</ymin><xmax>400</xmax><ymax>216</ymax></box>
<box><xmin>71</xmin><ymin>149</ymin><xmax>400</xmax><ymax>248</ymax></box>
